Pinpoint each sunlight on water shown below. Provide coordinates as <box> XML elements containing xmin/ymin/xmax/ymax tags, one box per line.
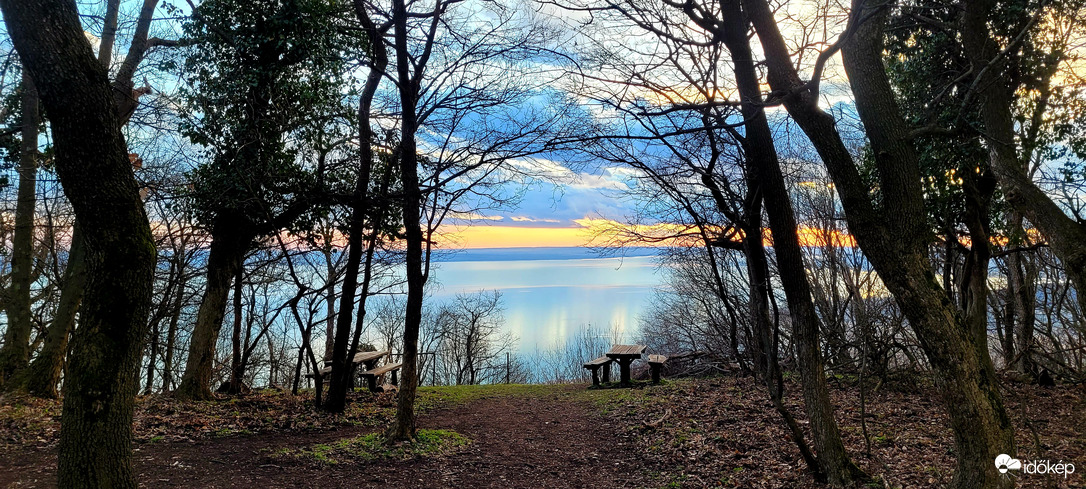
<box><xmin>428</xmin><ymin>248</ymin><xmax>664</xmax><ymax>353</ymax></box>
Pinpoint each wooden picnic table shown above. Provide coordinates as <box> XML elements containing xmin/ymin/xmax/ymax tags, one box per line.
<box><xmin>349</xmin><ymin>350</ymin><xmax>388</xmax><ymax>370</ymax></box>
<box><xmin>606</xmin><ymin>344</ymin><xmax>646</xmax><ymax>386</ymax></box>
<box><xmin>310</xmin><ymin>350</ymin><xmax>390</xmax><ymax>385</ymax></box>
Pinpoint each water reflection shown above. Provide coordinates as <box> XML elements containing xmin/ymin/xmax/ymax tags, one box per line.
<box><xmin>428</xmin><ymin>248</ymin><xmax>663</xmax><ymax>353</ymax></box>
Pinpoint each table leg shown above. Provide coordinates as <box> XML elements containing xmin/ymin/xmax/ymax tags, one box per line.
<box><xmin>618</xmin><ymin>358</ymin><xmax>633</xmax><ymax>386</ymax></box>
<box><xmin>602</xmin><ymin>363</ymin><xmax>611</xmax><ymax>383</ymax></box>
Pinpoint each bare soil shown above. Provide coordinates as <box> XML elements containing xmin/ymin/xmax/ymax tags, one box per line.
<box><xmin>0</xmin><ymin>385</ymin><xmax>658</xmax><ymax>488</ymax></box>
<box><xmin>1</xmin><ymin>376</ymin><xmax>1083</xmax><ymax>488</ymax></box>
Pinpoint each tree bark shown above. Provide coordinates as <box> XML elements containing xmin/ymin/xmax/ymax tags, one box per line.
<box><xmin>959</xmin><ymin>0</ymin><xmax>1086</xmax><ymax>319</ymax></box>
<box><xmin>21</xmin><ymin>226</ymin><xmax>86</xmax><ymax>398</ymax></box>
<box><xmin>714</xmin><ymin>2</ymin><xmax>866</xmax><ymax>483</ymax></box>
<box><xmin>0</xmin><ymin>71</ymin><xmax>39</xmax><ymax>387</ymax></box>
<box><xmin>174</xmin><ymin>217</ymin><xmax>250</xmax><ymax>400</ymax></box>
<box><xmin>745</xmin><ymin>0</ymin><xmax>1016</xmax><ymax>486</ymax></box>
<box><xmin>324</xmin><ymin>0</ymin><xmax>390</xmax><ymax>413</ymax></box>
<box><xmin>387</xmin><ymin>0</ymin><xmax>424</xmax><ymax>441</ymax></box>
<box><xmin>12</xmin><ymin>0</ymin><xmax>163</xmax><ymax>399</ymax></box>
<box><xmin>226</xmin><ymin>266</ymin><xmax>246</xmax><ymax>394</ymax></box>
<box><xmin>0</xmin><ymin>2</ymin><xmax>157</xmax><ymax>488</ymax></box>
<box><xmin>959</xmin><ymin>168</ymin><xmax>998</xmax><ymax>372</ymax></box>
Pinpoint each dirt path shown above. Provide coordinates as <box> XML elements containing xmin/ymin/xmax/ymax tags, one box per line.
<box><xmin>1</xmin><ymin>390</ymin><xmax>658</xmax><ymax>488</ymax></box>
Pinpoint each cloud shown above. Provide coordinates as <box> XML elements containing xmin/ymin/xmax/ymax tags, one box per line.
<box><xmin>511</xmin><ymin>216</ymin><xmax>561</xmax><ymax>223</ymax></box>
<box><xmin>448</xmin><ymin>211</ymin><xmax>505</xmax><ymax>222</ymax></box>
<box><xmin>508</xmin><ymin>157</ymin><xmax>631</xmax><ymax>191</ymax></box>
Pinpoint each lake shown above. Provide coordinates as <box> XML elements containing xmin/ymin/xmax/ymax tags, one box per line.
<box><xmin>427</xmin><ymin>247</ymin><xmax>665</xmax><ymax>354</ymax></box>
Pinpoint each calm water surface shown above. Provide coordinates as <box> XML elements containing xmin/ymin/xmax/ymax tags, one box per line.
<box><xmin>428</xmin><ymin>247</ymin><xmax>665</xmax><ymax>353</ymax></box>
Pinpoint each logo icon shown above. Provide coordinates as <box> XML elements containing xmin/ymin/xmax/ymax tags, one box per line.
<box><xmin>996</xmin><ymin>454</ymin><xmax>1022</xmax><ymax>474</ymax></box>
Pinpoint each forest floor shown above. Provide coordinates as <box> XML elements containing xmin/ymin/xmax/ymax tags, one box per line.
<box><xmin>0</xmin><ymin>374</ymin><xmax>1083</xmax><ymax>488</ymax></box>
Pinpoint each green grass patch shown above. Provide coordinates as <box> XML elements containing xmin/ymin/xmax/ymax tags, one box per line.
<box><xmin>288</xmin><ymin>429</ymin><xmax>470</xmax><ymax>464</ymax></box>
<box><xmin>414</xmin><ymin>383</ymin><xmax>569</xmax><ymax>411</ymax></box>
<box><xmin>212</xmin><ymin>427</ymin><xmax>254</xmax><ymax>438</ymax></box>
<box><xmin>585</xmin><ymin>378</ymin><xmax>685</xmax><ymax>416</ymax></box>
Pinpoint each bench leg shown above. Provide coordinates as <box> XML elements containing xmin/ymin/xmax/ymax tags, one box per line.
<box><xmin>391</xmin><ymin>370</ymin><xmax>398</xmax><ymax>386</ymax></box>
<box><xmin>650</xmin><ymin>364</ymin><xmax>662</xmax><ymax>384</ymax></box>
<box><xmin>602</xmin><ymin>363</ymin><xmax>611</xmax><ymax>383</ymax></box>
<box><xmin>589</xmin><ymin>367</ymin><xmax>600</xmax><ymax>386</ymax></box>
<box><xmin>366</xmin><ymin>375</ymin><xmax>378</xmax><ymax>392</ymax></box>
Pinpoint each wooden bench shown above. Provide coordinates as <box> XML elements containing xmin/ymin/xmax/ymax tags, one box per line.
<box><xmin>359</xmin><ymin>362</ymin><xmax>402</xmax><ymax>392</ymax></box>
<box><xmin>647</xmin><ymin>354</ymin><xmax>668</xmax><ymax>384</ymax></box>
<box><xmin>305</xmin><ymin>365</ymin><xmax>333</xmax><ymax>381</ymax></box>
<box><xmin>583</xmin><ymin>356</ymin><xmax>613</xmax><ymax>387</ymax></box>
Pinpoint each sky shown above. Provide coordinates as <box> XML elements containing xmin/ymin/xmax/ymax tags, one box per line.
<box><xmin>53</xmin><ymin>0</ymin><xmax>865</xmax><ymax>254</ymax></box>
<box><xmin>54</xmin><ymin>0</ymin><xmax>1080</xmax><ymax>253</ymax></box>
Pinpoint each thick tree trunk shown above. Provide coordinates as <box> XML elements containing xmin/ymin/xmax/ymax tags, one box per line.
<box><xmin>745</xmin><ymin>0</ymin><xmax>1016</xmax><ymax>486</ymax></box>
<box><xmin>12</xmin><ymin>0</ymin><xmax>159</xmax><ymax>399</ymax></box>
<box><xmin>0</xmin><ymin>72</ymin><xmax>39</xmax><ymax>387</ymax></box>
<box><xmin>0</xmin><ymin>1</ymin><xmax>156</xmax><ymax>488</ymax></box>
<box><xmin>840</xmin><ymin>6</ymin><xmax>1014</xmax><ymax>486</ymax></box>
<box><xmin>175</xmin><ymin>218</ymin><xmax>250</xmax><ymax>400</ymax></box>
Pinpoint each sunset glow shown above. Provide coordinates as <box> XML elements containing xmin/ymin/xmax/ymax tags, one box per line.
<box><xmin>435</xmin><ymin>218</ymin><xmax>861</xmax><ymax>249</ymax></box>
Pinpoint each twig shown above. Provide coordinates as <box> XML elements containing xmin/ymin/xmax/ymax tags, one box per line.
<box><xmin>643</xmin><ymin>408</ymin><xmax>671</xmax><ymax>428</ymax></box>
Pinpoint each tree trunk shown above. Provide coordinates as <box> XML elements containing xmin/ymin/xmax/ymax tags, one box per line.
<box><xmin>161</xmin><ymin>252</ymin><xmax>188</xmax><ymax>392</ymax></box>
<box><xmin>174</xmin><ymin>217</ymin><xmax>250</xmax><ymax>400</ymax></box>
<box><xmin>20</xmin><ymin>226</ymin><xmax>86</xmax><ymax>398</ymax></box>
<box><xmin>324</xmin><ymin>0</ymin><xmax>389</xmax><ymax>413</ymax></box>
<box><xmin>959</xmin><ymin>0</ymin><xmax>1086</xmax><ymax>319</ymax></box>
<box><xmin>715</xmin><ymin>3</ymin><xmax>866</xmax><ymax>483</ymax></box>
<box><xmin>959</xmin><ymin>168</ymin><xmax>998</xmax><ymax>372</ymax></box>
<box><xmin>745</xmin><ymin>0</ymin><xmax>1016</xmax><ymax>486</ymax></box>
<box><xmin>144</xmin><ymin>316</ymin><xmax>160</xmax><ymax>394</ymax></box>
<box><xmin>387</xmin><ymin>0</ymin><xmax>423</xmax><ymax>441</ymax></box>
<box><xmin>12</xmin><ymin>0</ymin><xmax>160</xmax><ymax>399</ymax></box>
<box><xmin>324</xmin><ymin>249</ymin><xmax>336</xmax><ymax>358</ymax></box>
<box><xmin>0</xmin><ymin>71</ymin><xmax>39</xmax><ymax>387</ymax></box>
<box><xmin>1007</xmin><ymin>225</ymin><xmax>1038</xmax><ymax>375</ymax></box>
<box><xmin>226</xmin><ymin>266</ymin><xmax>245</xmax><ymax>394</ymax></box>
<box><xmin>739</xmin><ymin>190</ymin><xmax>822</xmax><ymax>479</ymax></box>
<box><xmin>0</xmin><ymin>2</ymin><xmax>157</xmax><ymax>488</ymax></box>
